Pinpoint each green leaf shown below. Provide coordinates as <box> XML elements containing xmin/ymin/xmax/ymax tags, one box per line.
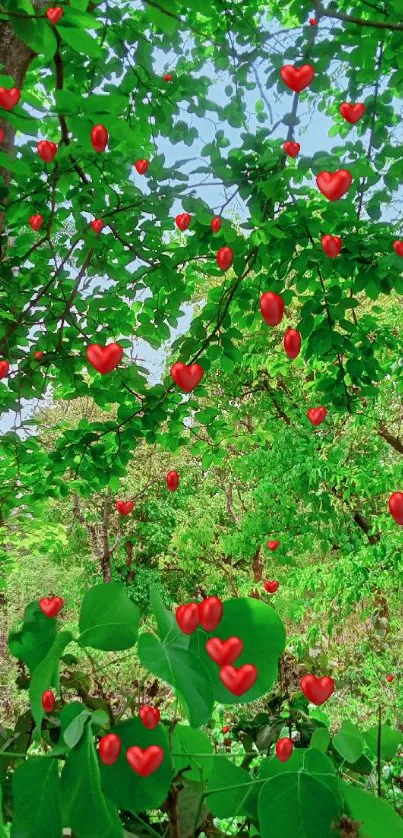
<box><xmin>150</xmin><ymin>585</ymin><xmax>184</xmax><ymax>643</ymax></box>
<box><xmin>61</xmin><ymin>724</ymin><xmax>123</xmax><ymax>838</ymax></box>
<box><xmin>8</xmin><ymin>601</ymin><xmax>57</xmax><ymax>673</ymax></box>
<box><xmin>58</xmin><ymin>24</ymin><xmax>103</xmax><ymax>58</ymax></box>
<box><xmin>11</xmin><ymin>758</ymin><xmax>62</xmax><ymax>838</ymax></box>
<box><xmin>11</xmin><ymin>18</ymin><xmax>57</xmax><ymax>58</ymax></box>
<box><xmin>333</xmin><ymin>720</ymin><xmax>364</xmax><ymax>764</ymax></box>
<box><xmin>340</xmin><ymin>781</ymin><xmax>403</xmax><ymax>837</ymax></box>
<box><xmin>172</xmin><ymin>725</ymin><xmax>214</xmax><ymax>782</ymax></box>
<box><xmin>146</xmin><ymin>2</ymin><xmax>179</xmax><ymax>34</ymax></box>
<box><xmin>310</xmin><ymin>728</ymin><xmax>331</xmax><ymax>753</ymax></box>
<box><xmin>78</xmin><ymin>582</ymin><xmax>140</xmax><ymax>651</ymax></box>
<box><xmin>206</xmin><ymin>756</ymin><xmax>253</xmax><ymax>818</ymax></box>
<box><xmin>258</xmin><ymin>768</ymin><xmax>342</xmax><ymax>838</ymax></box>
<box><xmin>99</xmin><ymin>718</ymin><xmax>173</xmax><ymax>813</ymax></box>
<box><xmin>62</xmin><ymin>7</ymin><xmax>103</xmax><ymax>29</ymax></box>
<box><xmin>365</xmin><ymin>725</ymin><xmax>402</xmax><ymax>761</ymax></box>
<box><xmin>29</xmin><ymin>631</ymin><xmax>73</xmax><ymax>732</ymax></box>
<box><xmin>138</xmin><ymin>632</ymin><xmax>214</xmax><ymax>727</ymax></box>
<box><xmin>64</xmin><ymin>709</ymin><xmax>92</xmax><ymax>749</ymax></box>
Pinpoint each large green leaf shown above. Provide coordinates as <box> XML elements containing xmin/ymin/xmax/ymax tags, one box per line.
<box><xmin>189</xmin><ymin>597</ymin><xmax>285</xmax><ymax>704</ymax></box>
<box><xmin>78</xmin><ymin>582</ymin><xmax>140</xmax><ymax>651</ymax></box>
<box><xmin>11</xmin><ymin>757</ymin><xmax>62</xmax><ymax>838</ymax></box>
<box><xmin>29</xmin><ymin>631</ymin><xmax>73</xmax><ymax>732</ymax></box>
<box><xmin>206</xmin><ymin>756</ymin><xmax>254</xmax><ymax>818</ymax></box>
<box><xmin>58</xmin><ymin>23</ymin><xmax>103</xmax><ymax>57</ymax></box>
<box><xmin>258</xmin><ymin>769</ymin><xmax>342</xmax><ymax>838</ymax></box>
<box><xmin>150</xmin><ymin>585</ymin><xmax>186</xmax><ymax>645</ymax></box>
<box><xmin>333</xmin><ymin>720</ymin><xmax>364</xmax><ymax>764</ymax></box>
<box><xmin>98</xmin><ymin>718</ymin><xmax>172</xmax><ymax>813</ymax></box>
<box><xmin>172</xmin><ymin>725</ymin><xmax>214</xmax><ymax>782</ymax></box>
<box><xmin>8</xmin><ymin>601</ymin><xmax>57</xmax><ymax>673</ymax></box>
<box><xmin>11</xmin><ymin>18</ymin><xmax>57</xmax><ymax>58</ymax></box>
<box><xmin>365</xmin><ymin>725</ymin><xmax>402</xmax><ymax>761</ymax></box>
<box><xmin>340</xmin><ymin>781</ymin><xmax>403</xmax><ymax>837</ymax></box>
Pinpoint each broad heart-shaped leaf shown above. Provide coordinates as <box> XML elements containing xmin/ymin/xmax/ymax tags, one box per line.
<box><xmin>310</xmin><ymin>727</ymin><xmax>331</xmax><ymax>753</ymax></box>
<box><xmin>61</xmin><ymin>724</ymin><xmax>123</xmax><ymax>838</ymax></box>
<box><xmin>78</xmin><ymin>582</ymin><xmax>140</xmax><ymax>651</ymax></box>
<box><xmin>99</xmin><ymin>718</ymin><xmax>172</xmax><ymax>813</ymax></box>
<box><xmin>11</xmin><ymin>757</ymin><xmax>62</xmax><ymax>838</ymax></box>
<box><xmin>64</xmin><ymin>709</ymin><xmax>92</xmax><ymax>749</ymax></box>
<box><xmin>177</xmin><ymin>780</ymin><xmax>207</xmax><ymax>838</ymax></box>
<box><xmin>150</xmin><ymin>585</ymin><xmax>186</xmax><ymax>645</ymax></box>
<box><xmin>8</xmin><ymin>601</ymin><xmax>57</xmax><ymax>673</ymax></box>
<box><xmin>172</xmin><ymin>725</ymin><xmax>214</xmax><ymax>782</ymax></box>
<box><xmin>138</xmin><ymin>632</ymin><xmax>214</xmax><ymax>727</ymax></box>
<box><xmin>258</xmin><ymin>768</ymin><xmax>342</xmax><ymax>838</ymax></box>
<box><xmin>29</xmin><ymin>631</ymin><xmax>73</xmax><ymax>733</ymax></box>
<box><xmin>365</xmin><ymin>724</ymin><xmax>402</xmax><ymax>761</ymax></box>
<box><xmin>189</xmin><ymin>597</ymin><xmax>285</xmax><ymax>704</ymax></box>
<box><xmin>206</xmin><ymin>756</ymin><xmax>254</xmax><ymax>818</ymax></box>
<box><xmin>333</xmin><ymin>720</ymin><xmax>364</xmax><ymax>764</ymax></box>
<box><xmin>340</xmin><ymin>780</ymin><xmax>403</xmax><ymax>837</ymax></box>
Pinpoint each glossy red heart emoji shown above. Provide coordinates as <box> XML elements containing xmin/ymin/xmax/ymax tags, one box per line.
<box><xmin>219</xmin><ymin>664</ymin><xmax>258</xmax><ymax>696</ymax></box>
<box><xmin>34</xmin><ymin>351</ymin><xmax>44</xmax><ymax>360</ymax></box>
<box><xmin>316</xmin><ymin>170</ymin><xmax>352</xmax><ymax>201</ymax></box>
<box><xmin>283</xmin><ymin>141</ymin><xmax>300</xmax><ymax>158</ymax></box>
<box><xmin>260</xmin><ymin>292</ymin><xmax>284</xmax><ymax>326</ymax></box>
<box><xmin>86</xmin><ymin>342</ymin><xmax>123</xmax><ymax>374</ymax></box>
<box><xmin>126</xmin><ymin>745</ymin><xmax>164</xmax><ymax>777</ymax></box>
<box><xmin>0</xmin><ymin>360</ymin><xmax>10</xmax><ymax>379</ymax></box>
<box><xmin>339</xmin><ymin>103</ymin><xmax>366</xmax><ymax>124</ymax></box>
<box><xmin>170</xmin><ymin>362</ymin><xmax>204</xmax><ymax>392</ymax></box>
<box><xmin>386</xmin><ymin>674</ymin><xmax>395</xmax><ymax>683</ymax></box>
<box><xmin>309</xmin><ymin>18</ymin><xmax>318</xmax><ymax>25</ymax></box>
<box><xmin>39</xmin><ymin>596</ymin><xmax>64</xmax><ymax>617</ymax></box>
<box><xmin>307</xmin><ymin>407</ymin><xmax>327</xmax><ymax>426</ymax></box>
<box><xmin>175</xmin><ymin>213</ymin><xmax>191</xmax><ymax>231</ymax></box>
<box><xmin>206</xmin><ymin>637</ymin><xmax>243</xmax><ymax>666</ymax></box>
<box><xmin>283</xmin><ymin>328</ymin><xmax>301</xmax><ymax>359</ymax></box>
<box><xmin>300</xmin><ymin>674</ymin><xmax>334</xmax><ymax>705</ymax></box>
<box><xmin>163</xmin><ymin>73</ymin><xmax>172</xmax><ymax>81</ymax></box>
<box><xmin>222</xmin><ymin>725</ymin><xmax>231</xmax><ymax>734</ymax></box>
<box><xmin>264</xmin><ymin>580</ymin><xmax>279</xmax><ymax>594</ymax></box>
<box><xmin>98</xmin><ymin>733</ymin><xmax>121</xmax><ymax>766</ymax></box>
<box><xmin>267</xmin><ymin>540</ymin><xmax>279</xmax><ymax>551</ymax></box>
<box><xmin>135</xmin><ymin>159</ymin><xmax>149</xmax><ymax>175</ymax></box>
<box><xmin>389</xmin><ymin>492</ymin><xmax>403</xmax><ymax>525</ymax></box>
<box><xmin>91</xmin><ymin>219</ymin><xmax>104</xmax><ymax>234</ymax></box>
<box><xmin>276</xmin><ymin>737</ymin><xmax>293</xmax><ymax>762</ymax></box>
<box><xmin>321</xmin><ymin>234</ymin><xmax>342</xmax><ymax>258</ymax></box>
<box><xmin>166</xmin><ymin>470</ymin><xmax>179</xmax><ymax>491</ymax></box>
<box><xmin>37</xmin><ymin>141</ymin><xmax>57</xmax><ymax>162</ymax></box>
<box><xmin>211</xmin><ymin>216</ymin><xmax>222</xmax><ymax>232</ymax></box>
<box><xmin>280</xmin><ymin>64</ymin><xmax>315</xmax><ymax>93</ymax></box>
<box><xmin>29</xmin><ymin>214</ymin><xmax>44</xmax><ymax>231</ymax></box>
<box><xmin>176</xmin><ymin>603</ymin><xmax>200</xmax><ymax>634</ymax></box>
<box><xmin>216</xmin><ymin>246</ymin><xmax>233</xmax><ymax>271</ymax></box>
<box><xmin>139</xmin><ymin>705</ymin><xmax>160</xmax><ymax>730</ymax></box>
<box><xmin>91</xmin><ymin>124</ymin><xmax>108</xmax><ymax>152</ymax></box>
<box><xmin>46</xmin><ymin>7</ymin><xmax>64</xmax><ymax>23</ymax></box>
<box><xmin>115</xmin><ymin>500</ymin><xmax>133</xmax><ymax>516</ymax></box>
<box><xmin>393</xmin><ymin>241</ymin><xmax>403</xmax><ymax>257</ymax></box>
<box><xmin>0</xmin><ymin>87</ymin><xmax>20</xmax><ymax>110</ymax></box>
<box><xmin>199</xmin><ymin>596</ymin><xmax>223</xmax><ymax>632</ymax></box>
<box><xmin>42</xmin><ymin>690</ymin><xmax>55</xmax><ymax>712</ymax></box>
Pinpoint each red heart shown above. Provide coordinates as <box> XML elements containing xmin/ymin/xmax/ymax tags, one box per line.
<box><xmin>37</xmin><ymin>141</ymin><xmax>57</xmax><ymax>162</ymax></box>
<box><xmin>206</xmin><ymin>637</ymin><xmax>243</xmax><ymax>666</ymax></box>
<box><xmin>98</xmin><ymin>733</ymin><xmax>121</xmax><ymax>766</ymax></box>
<box><xmin>389</xmin><ymin>492</ymin><xmax>403</xmax><ymax>525</ymax></box>
<box><xmin>46</xmin><ymin>7</ymin><xmax>64</xmax><ymax>24</ymax></box>
<box><xmin>264</xmin><ymin>580</ymin><xmax>279</xmax><ymax>594</ymax></box>
<box><xmin>219</xmin><ymin>664</ymin><xmax>258</xmax><ymax>696</ymax></box>
<box><xmin>222</xmin><ymin>725</ymin><xmax>231</xmax><ymax>734</ymax></box>
<box><xmin>0</xmin><ymin>360</ymin><xmax>9</xmax><ymax>379</ymax></box>
<box><xmin>29</xmin><ymin>214</ymin><xmax>44</xmax><ymax>231</ymax></box>
<box><xmin>309</xmin><ymin>18</ymin><xmax>318</xmax><ymax>25</ymax></box>
<box><xmin>91</xmin><ymin>124</ymin><xmax>108</xmax><ymax>152</ymax></box>
<box><xmin>126</xmin><ymin>745</ymin><xmax>164</xmax><ymax>777</ymax></box>
<box><xmin>134</xmin><ymin>159</ymin><xmax>149</xmax><ymax>174</ymax></box>
<box><xmin>266</xmin><ymin>540</ymin><xmax>279</xmax><ymax>551</ymax></box>
<box><xmin>393</xmin><ymin>241</ymin><xmax>403</xmax><ymax>257</ymax></box>
<box><xmin>386</xmin><ymin>674</ymin><xmax>395</xmax><ymax>683</ymax></box>
<box><xmin>283</xmin><ymin>141</ymin><xmax>300</xmax><ymax>158</ymax></box>
<box><xmin>175</xmin><ymin>213</ymin><xmax>191</xmax><ymax>231</ymax></box>
<box><xmin>0</xmin><ymin>128</ymin><xmax>4</xmax><ymax>143</ymax></box>
<box><xmin>300</xmin><ymin>674</ymin><xmax>334</xmax><ymax>705</ymax></box>
<box><xmin>0</xmin><ymin>87</ymin><xmax>21</xmax><ymax>110</ymax></box>
<box><xmin>176</xmin><ymin>603</ymin><xmax>200</xmax><ymax>634</ymax></box>
<box><xmin>39</xmin><ymin>596</ymin><xmax>64</xmax><ymax>617</ymax></box>
<box><xmin>91</xmin><ymin>219</ymin><xmax>104</xmax><ymax>234</ymax></box>
<box><xmin>283</xmin><ymin>328</ymin><xmax>301</xmax><ymax>359</ymax></box>
<box><xmin>34</xmin><ymin>351</ymin><xmax>44</xmax><ymax>360</ymax></box>
<box><xmin>216</xmin><ymin>246</ymin><xmax>233</xmax><ymax>271</ymax></box>
<box><xmin>163</xmin><ymin>73</ymin><xmax>172</xmax><ymax>81</ymax></box>
<box><xmin>339</xmin><ymin>102</ymin><xmax>366</xmax><ymax>124</ymax></box>
<box><xmin>316</xmin><ymin>170</ymin><xmax>352</xmax><ymax>201</ymax></box>
<box><xmin>170</xmin><ymin>362</ymin><xmax>204</xmax><ymax>392</ymax></box>
<box><xmin>86</xmin><ymin>343</ymin><xmax>123</xmax><ymax>374</ymax></box>
<box><xmin>321</xmin><ymin>234</ymin><xmax>342</xmax><ymax>258</ymax></box>
<box><xmin>166</xmin><ymin>470</ymin><xmax>179</xmax><ymax>491</ymax></box>
<box><xmin>280</xmin><ymin>64</ymin><xmax>315</xmax><ymax>93</ymax></box>
<box><xmin>307</xmin><ymin>407</ymin><xmax>327</xmax><ymax>426</ymax></box>
<box><xmin>211</xmin><ymin>216</ymin><xmax>222</xmax><ymax>232</ymax></box>
<box><xmin>41</xmin><ymin>690</ymin><xmax>55</xmax><ymax>713</ymax></box>
<box><xmin>139</xmin><ymin>705</ymin><xmax>160</xmax><ymax>730</ymax></box>
<box><xmin>276</xmin><ymin>737</ymin><xmax>293</xmax><ymax>762</ymax></box>
<box><xmin>199</xmin><ymin>596</ymin><xmax>223</xmax><ymax>632</ymax></box>
<box><xmin>115</xmin><ymin>500</ymin><xmax>133</xmax><ymax>516</ymax></box>
<box><xmin>260</xmin><ymin>292</ymin><xmax>284</xmax><ymax>326</ymax></box>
